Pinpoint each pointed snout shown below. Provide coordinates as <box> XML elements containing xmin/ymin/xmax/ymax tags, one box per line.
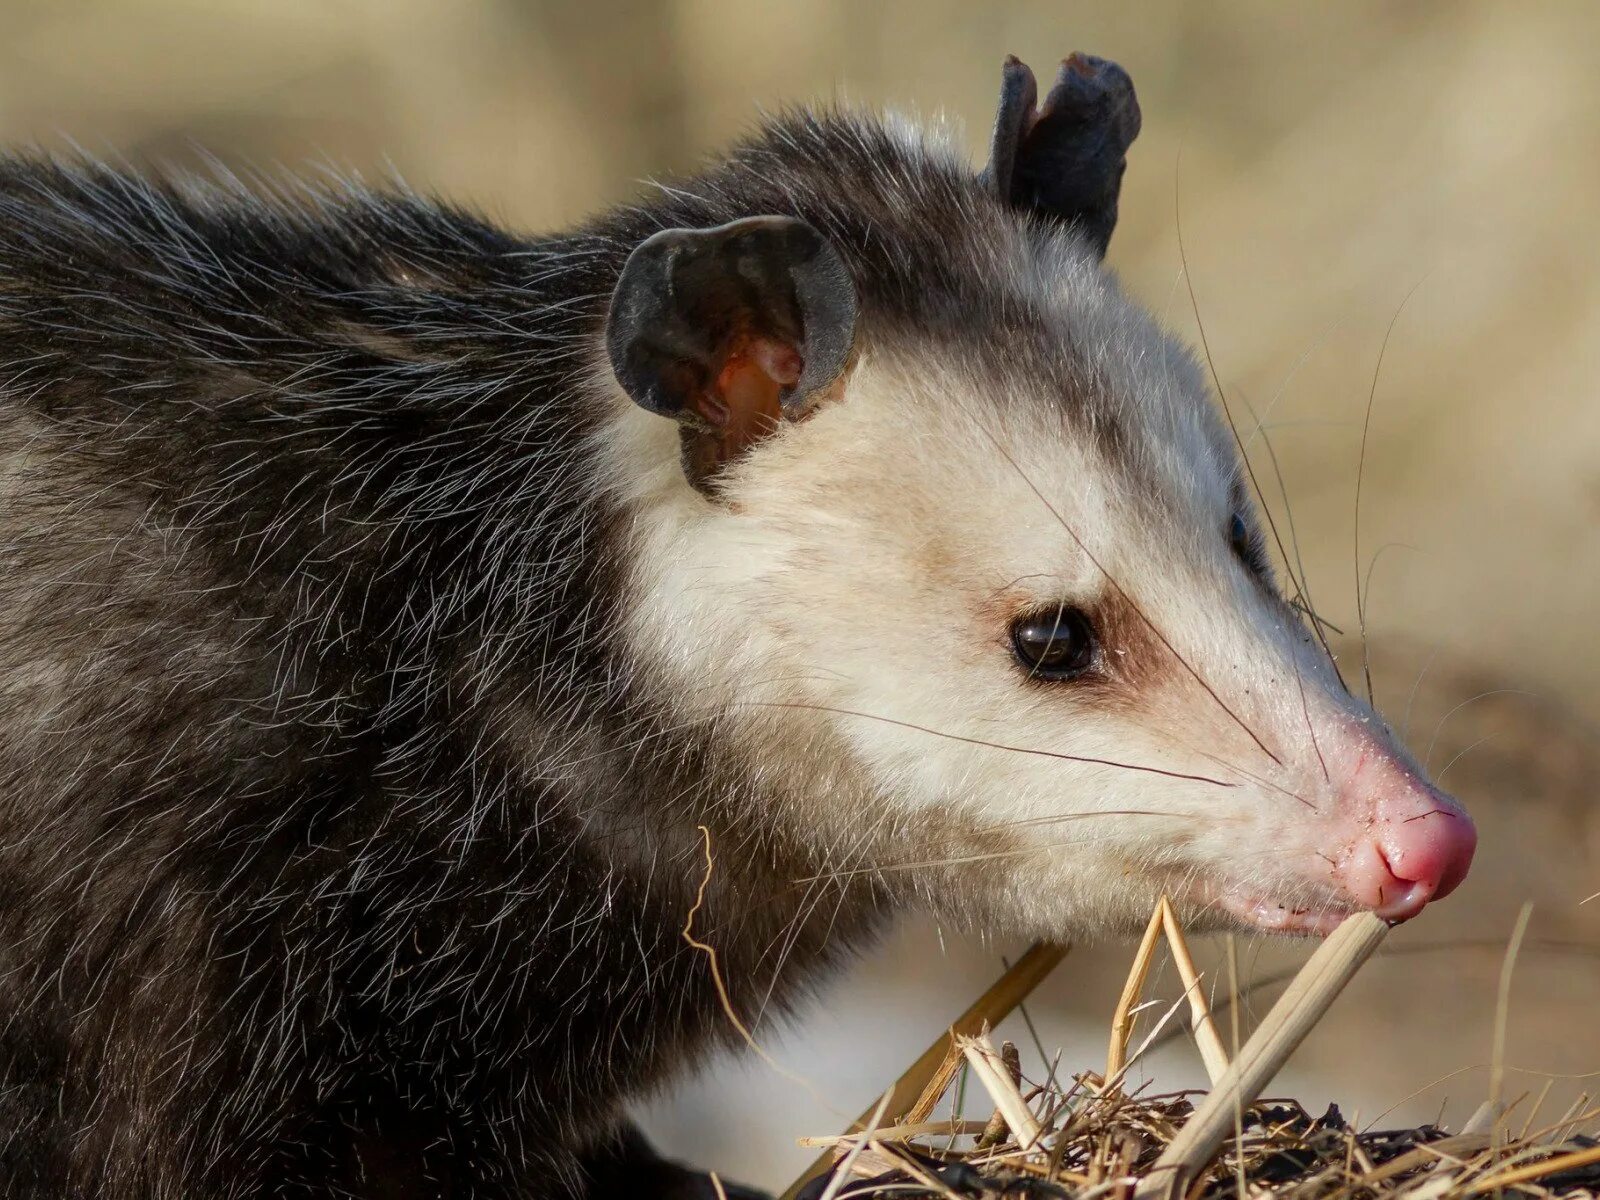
<box><xmin>1342</xmin><ymin>786</ymin><xmax>1477</xmax><ymax>923</ymax></box>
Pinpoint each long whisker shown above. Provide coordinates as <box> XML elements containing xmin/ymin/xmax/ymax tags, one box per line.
<box><xmin>1182</xmin><ymin>741</ymin><xmax>1316</xmax><ymax>811</ymax></box>
<box><xmin>792</xmin><ymin>833</ymin><xmax>1139</xmax><ymax>884</ymax></box>
<box><xmin>1363</xmin><ymin>543</ymin><xmax>1420</xmax><ymax>607</ymax></box>
<box><xmin>1355</xmin><ymin>281</ymin><xmax>1425</xmax><ymax>707</ymax></box>
<box><xmin>1175</xmin><ymin>150</ymin><xmax>1341</xmax><ymax>694</ymax></box>
<box><xmin>1359</xmin><ymin>543</ymin><xmax>1421</xmax><ymax>706</ymax></box>
<box><xmin>973</xmin><ymin>428</ymin><xmax>1280</xmax><ymax>768</ymax></box>
<box><xmin>1238</xmin><ymin>392</ymin><xmax>1325</xmax><ymax>642</ymax></box>
<box><xmin>1434</xmin><ymin>733</ymin><xmax>1498</xmax><ymax>788</ymax></box>
<box><xmin>1400</xmin><ymin>644</ymin><xmax>1442</xmax><ymax>748</ymax></box>
<box><xmin>536</xmin><ymin>669</ymin><xmax>861</xmax><ymax>775</ymax></box>
<box><xmin>984</xmin><ymin>807</ymin><xmax>1239</xmax><ymax>832</ymax></box>
<box><xmin>1236</xmin><ymin>396</ymin><xmax>1329</xmax><ymax>784</ymax></box>
<box><xmin>739</xmin><ymin>700</ymin><xmax>1236</xmax><ymax>787</ymax></box>
<box><xmin>1282</xmin><ymin>575</ymin><xmax>1330</xmax><ymax>787</ymax></box>
<box><xmin>1288</xmin><ymin>595</ymin><xmax>1344</xmax><ymax>636</ymax></box>
<box><xmin>1424</xmin><ymin>688</ymin><xmax>1537</xmax><ymax>775</ymax></box>
<box><xmin>1242</xmin><ymin>316</ymin><xmax>1349</xmax><ymax>453</ymax></box>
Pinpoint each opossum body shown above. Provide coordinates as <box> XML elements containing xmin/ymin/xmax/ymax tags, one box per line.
<box><xmin>0</xmin><ymin>54</ymin><xmax>1473</xmax><ymax>1199</ymax></box>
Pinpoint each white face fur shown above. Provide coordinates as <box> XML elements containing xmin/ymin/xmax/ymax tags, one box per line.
<box><xmin>593</xmin><ymin>235</ymin><xmax>1476</xmax><ymax>943</ymax></box>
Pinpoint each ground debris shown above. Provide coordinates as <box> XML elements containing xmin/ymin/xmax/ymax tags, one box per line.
<box><xmin>791</xmin><ymin>912</ymin><xmax>1597</xmax><ymax>1200</ymax></box>
<box><xmin>798</xmin><ymin>1079</ymin><xmax>1600</xmax><ymax>1200</ymax></box>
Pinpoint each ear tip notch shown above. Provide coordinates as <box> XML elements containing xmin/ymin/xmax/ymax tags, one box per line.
<box><xmin>985</xmin><ymin>49</ymin><xmax>1142</xmax><ymax>257</ymax></box>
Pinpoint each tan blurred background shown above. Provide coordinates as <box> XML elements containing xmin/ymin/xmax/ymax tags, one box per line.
<box><xmin>1</xmin><ymin>0</ymin><xmax>1594</xmax><ymax>1190</ymax></box>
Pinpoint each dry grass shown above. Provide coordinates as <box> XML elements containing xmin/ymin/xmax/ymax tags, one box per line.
<box><xmin>797</xmin><ymin>1088</ymin><xmax>1600</xmax><ymax>1200</ymax></box>
<box><xmin>789</xmin><ymin>908</ymin><xmax>1600</xmax><ymax>1200</ymax></box>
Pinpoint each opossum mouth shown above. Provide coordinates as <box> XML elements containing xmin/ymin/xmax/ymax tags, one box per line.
<box><xmin>1171</xmin><ymin>876</ymin><xmax>1366</xmax><ymax>938</ymax></box>
<box><xmin>1206</xmin><ymin>890</ymin><xmax>1361</xmax><ymax>937</ymax></box>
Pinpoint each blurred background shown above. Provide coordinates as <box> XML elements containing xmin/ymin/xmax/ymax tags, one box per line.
<box><xmin>1</xmin><ymin>1</ymin><xmax>1594</xmax><ymax>1191</ymax></box>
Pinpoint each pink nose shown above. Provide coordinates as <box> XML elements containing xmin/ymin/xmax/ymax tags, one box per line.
<box><xmin>1344</xmin><ymin>796</ymin><xmax>1477</xmax><ymax>923</ymax></box>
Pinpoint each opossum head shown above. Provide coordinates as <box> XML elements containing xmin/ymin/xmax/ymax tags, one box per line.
<box><xmin>596</xmin><ymin>54</ymin><xmax>1475</xmax><ymax>940</ymax></box>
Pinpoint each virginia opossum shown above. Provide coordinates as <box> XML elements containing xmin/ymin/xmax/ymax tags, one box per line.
<box><xmin>0</xmin><ymin>50</ymin><xmax>1476</xmax><ymax>1200</ymax></box>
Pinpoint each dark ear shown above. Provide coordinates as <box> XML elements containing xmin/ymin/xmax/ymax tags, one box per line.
<box><xmin>981</xmin><ymin>53</ymin><xmax>1142</xmax><ymax>258</ymax></box>
<box><xmin>605</xmin><ymin>215</ymin><xmax>858</xmax><ymax>493</ymax></box>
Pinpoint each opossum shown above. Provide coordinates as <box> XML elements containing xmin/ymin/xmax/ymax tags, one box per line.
<box><xmin>0</xmin><ymin>50</ymin><xmax>1475</xmax><ymax>1200</ymax></box>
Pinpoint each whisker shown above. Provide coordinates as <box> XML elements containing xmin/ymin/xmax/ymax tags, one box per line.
<box><xmin>1355</xmin><ymin>281</ymin><xmax>1425</xmax><ymax>707</ymax></box>
<box><xmin>1183</xmin><ymin>742</ymin><xmax>1316</xmax><ymax>811</ymax></box>
<box><xmin>1175</xmin><ymin>151</ymin><xmax>1342</xmax><ymax>695</ymax></box>
<box><xmin>1434</xmin><ymin>733</ymin><xmax>1498</xmax><ymax>788</ymax></box>
<box><xmin>1242</xmin><ymin>315</ymin><xmax>1349</xmax><ymax>454</ymax></box>
<box><xmin>792</xmin><ymin>833</ymin><xmax>1137</xmax><ymax>884</ymax></box>
<box><xmin>1423</xmin><ymin>687</ymin><xmax>1536</xmax><ymax>775</ymax></box>
<box><xmin>1238</xmin><ymin>391</ymin><xmax>1326</xmax><ymax>648</ymax></box>
<box><xmin>739</xmin><ymin>700</ymin><xmax>1237</xmax><ymax>787</ymax></box>
<box><xmin>985</xmin><ymin>807</ymin><xmax>1239</xmax><ymax>832</ymax></box>
<box><xmin>972</xmin><ymin>428</ymin><xmax>1281</xmax><ymax>769</ymax></box>
<box><xmin>1362</xmin><ymin>542</ymin><xmax>1420</xmax><ymax>630</ymax></box>
<box><xmin>1289</xmin><ymin>629</ymin><xmax>1330</xmax><ymax>784</ymax></box>
<box><xmin>1236</xmin><ymin>418</ymin><xmax>1336</xmax><ymax>787</ymax></box>
<box><xmin>1288</xmin><ymin>595</ymin><xmax>1344</xmax><ymax>636</ymax></box>
<box><xmin>1400</xmin><ymin>644</ymin><xmax>1442</xmax><ymax>748</ymax></box>
<box><xmin>1238</xmin><ymin>389</ymin><xmax>1349</xmax><ymax>759</ymax></box>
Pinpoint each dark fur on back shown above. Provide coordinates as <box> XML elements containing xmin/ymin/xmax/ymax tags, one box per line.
<box><xmin>0</xmin><ymin>113</ymin><xmax>1081</xmax><ymax>1198</ymax></box>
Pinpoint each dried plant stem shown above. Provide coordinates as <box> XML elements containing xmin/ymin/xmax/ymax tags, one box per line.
<box><xmin>1459</xmin><ymin>1099</ymin><xmax>1508</xmax><ymax>1137</ymax></box>
<box><xmin>781</xmin><ymin>941</ymin><xmax>1069</xmax><ymax>1200</ymax></box>
<box><xmin>1158</xmin><ymin>898</ymin><xmax>1230</xmax><ymax>1086</ymax></box>
<box><xmin>975</xmin><ymin>1039</ymin><xmax>1023</xmax><ymax>1149</ymax></box>
<box><xmin>816</xmin><ymin>1089</ymin><xmax>892</xmax><ymax>1200</ymax></box>
<box><xmin>1468</xmin><ymin>1143</ymin><xmax>1600</xmax><ymax>1193</ymax></box>
<box><xmin>1364</xmin><ymin>1133</ymin><xmax>1493</xmax><ymax>1186</ymax></box>
<box><xmin>786</xmin><ymin>905</ymin><xmax>1600</xmax><ymax>1200</ymax></box>
<box><xmin>962</xmin><ymin>1031</ymin><xmax>1044</xmax><ymax>1151</ymax></box>
<box><xmin>906</xmin><ymin>1039</ymin><xmax>968</xmax><ymax>1128</ymax></box>
<box><xmin>796</xmin><ymin>1120</ymin><xmax>988</xmax><ymax>1148</ymax></box>
<box><xmin>1134</xmin><ymin>912</ymin><xmax>1390</xmax><ymax>1200</ymax></box>
<box><xmin>684</xmin><ymin>826</ymin><xmax>834</xmax><ymax>1112</ymax></box>
<box><xmin>1488</xmin><ymin>901</ymin><xmax>1534</xmax><ymax>1143</ymax></box>
<box><xmin>1106</xmin><ymin>902</ymin><xmax>1167</xmax><ymax>1083</ymax></box>
<box><xmin>1106</xmin><ymin>897</ymin><xmax>1229</xmax><ymax>1088</ymax></box>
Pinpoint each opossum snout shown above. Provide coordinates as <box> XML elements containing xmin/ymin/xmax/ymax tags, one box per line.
<box><xmin>1335</xmin><ymin>749</ymin><xmax>1477</xmax><ymax>923</ymax></box>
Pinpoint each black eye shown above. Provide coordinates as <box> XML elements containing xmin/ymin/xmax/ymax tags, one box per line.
<box><xmin>1228</xmin><ymin>511</ymin><xmax>1268</xmax><ymax>576</ymax></box>
<box><xmin>1011</xmin><ymin>607</ymin><xmax>1098</xmax><ymax>681</ymax></box>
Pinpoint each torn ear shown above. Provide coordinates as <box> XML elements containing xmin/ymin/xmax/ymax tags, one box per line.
<box><xmin>605</xmin><ymin>216</ymin><xmax>858</xmax><ymax>494</ymax></box>
<box><xmin>981</xmin><ymin>53</ymin><xmax>1142</xmax><ymax>258</ymax></box>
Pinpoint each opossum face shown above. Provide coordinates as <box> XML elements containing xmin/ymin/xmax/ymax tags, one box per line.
<box><xmin>600</xmin><ymin>223</ymin><xmax>1475</xmax><ymax>942</ymax></box>
<box><xmin>597</xmin><ymin>67</ymin><xmax>1474</xmax><ymax>939</ymax></box>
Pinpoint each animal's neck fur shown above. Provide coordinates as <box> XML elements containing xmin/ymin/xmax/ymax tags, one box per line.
<box><xmin>0</xmin><ymin>150</ymin><xmax>898</xmax><ymax>1193</ymax></box>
